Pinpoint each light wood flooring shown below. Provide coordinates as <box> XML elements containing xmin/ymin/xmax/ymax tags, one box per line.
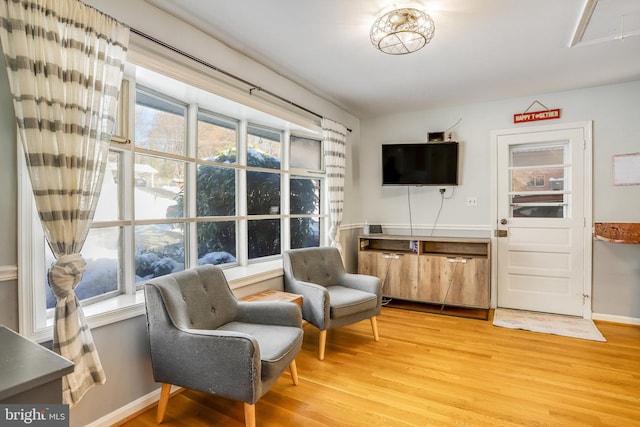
<box><xmin>116</xmin><ymin>307</ymin><xmax>640</xmax><ymax>426</ymax></box>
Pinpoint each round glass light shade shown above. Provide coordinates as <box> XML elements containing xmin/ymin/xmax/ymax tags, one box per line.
<box><xmin>370</xmin><ymin>8</ymin><xmax>435</xmax><ymax>55</ymax></box>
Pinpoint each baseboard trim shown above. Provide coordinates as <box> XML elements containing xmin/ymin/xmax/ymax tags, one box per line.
<box><xmin>592</xmin><ymin>312</ymin><xmax>640</xmax><ymax>326</ymax></box>
<box><xmin>85</xmin><ymin>385</ymin><xmax>182</xmax><ymax>427</ymax></box>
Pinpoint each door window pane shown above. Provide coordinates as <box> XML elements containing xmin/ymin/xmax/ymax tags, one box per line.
<box><xmin>135</xmin><ymin>224</ymin><xmax>185</xmax><ymax>281</ymax></box>
<box><xmin>248</xmin><ymin>219</ymin><xmax>281</xmax><ymax>259</ymax></box>
<box><xmin>197</xmin><ymin>221</ymin><xmax>237</xmax><ymax>265</ymax></box>
<box><xmin>135</xmin><ymin>91</ymin><xmax>186</xmax><ymax>156</ymax></box>
<box><xmin>509</xmin><ymin>144</ymin><xmax>568</xmax><ymax>218</ymax></box>
<box><xmin>512</xmin><ymin>167</ymin><xmax>564</xmax><ymax>192</ymax></box>
<box><xmin>198</xmin><ymin>112</ymin><xmax>238</xmax><ymax>161</ymax></box>
<box><xmin>135</xmin><ymin>154</ymin><xmax>185</xmax><ymax>220</ymax></box>
<box><xmin>291</xmin><ymin>135</ymin><xmax>322</xmax><ymax>171</ymax></box>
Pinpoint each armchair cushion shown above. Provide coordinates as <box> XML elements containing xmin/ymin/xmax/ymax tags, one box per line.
<box><xmin>219</xmin><ymin>322</ymin><xmax>303</xmax><ymax>379</ymax></box>
<box><xmin>327</xmin><ymin>286</ymin><xmax>378</xmax><ymax>319</ymax></box>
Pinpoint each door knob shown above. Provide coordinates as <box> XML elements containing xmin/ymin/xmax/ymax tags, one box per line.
<box><xmin>500</xmin><ymin>218</ymin><xmax>508</xmax><ymax>225</ymax></box>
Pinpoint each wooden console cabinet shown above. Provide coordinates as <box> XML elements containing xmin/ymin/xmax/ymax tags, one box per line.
<box><xmin>358</xmin><ymin>235</ymin><xmax>490</xmax><ymax>309</ymax></box>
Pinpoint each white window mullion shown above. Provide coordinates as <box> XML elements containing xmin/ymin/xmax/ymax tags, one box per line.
<box><xmin>117</xmin><ymin>141</ymin><xmax>135</xmax><ymax>294</ymax></box>
<box><xmin>237</xmin><ymin>120</ymin><xmax>248</xmax><ymax>266</ymax></box>
<box><xmin>122</xmin><ymin>78</ymin><xmax>137</xmax><ymax>293</ymax></box>
<box><xmin>321</xmin><ymin>175</ymin><xmax>330</xmax><ymax>247</ymax></box>
<box><xmin>282</xmin><ymin>130</ymin><xmax>291</xmax><ymax>251</ymax></box>
<box><xmin>186</xmin><ymin>104</ymin><xmax>198</xmax><ymax>268</ymax></box>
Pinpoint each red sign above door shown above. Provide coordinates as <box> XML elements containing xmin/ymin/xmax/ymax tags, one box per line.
<box><xmin>514</xmin><ymin>108</ymin><xmax>561</xmax><ymax>123</ymax></box>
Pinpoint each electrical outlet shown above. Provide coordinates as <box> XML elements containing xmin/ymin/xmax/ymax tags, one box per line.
<box><xmin>466</xmin><ymin>196</ymin><xmax>478</xmax><ymax>207</ymax></box>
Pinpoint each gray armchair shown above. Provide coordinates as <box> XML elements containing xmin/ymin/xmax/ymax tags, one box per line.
<box><xmin>283</xmin><ymin>247</ymin><xmax>381</xmax><ymax>360</ymax></box>
<box><xmin>144</xmin><ymin>265</ymin><xmax>303</xmax><ymax>427</ymax></box>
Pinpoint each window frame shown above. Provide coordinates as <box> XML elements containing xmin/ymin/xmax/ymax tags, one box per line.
<box><xmin>18</xmin><ymin>61</ymin><xmax>327</xmax><ymax>342</ymax></box>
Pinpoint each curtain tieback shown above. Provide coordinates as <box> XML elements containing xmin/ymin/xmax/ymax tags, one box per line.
<box><xmin>48</xmin><ymin>253</ymin><xmax>87</xmax><ymax>300</ymax></box>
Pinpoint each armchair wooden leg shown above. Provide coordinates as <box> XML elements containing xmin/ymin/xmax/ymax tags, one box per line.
<box><xmin>318</xmin><ymin>329</ymin><xmax>327</xmax><ymax>360</ymax></box>
<box><xmin>156</xmin><ymin>383</ymin><xmax>172</xmax><ymax>424</ymax></box>
<box><xmin>244</xmin><ymin>402</ymin><xmax>256</xmax><ymax>427</ymax></box>
<box><xmin>289</xmin><ymin>359</ymin><xmax>299</xmax><ymax>385</ymax></box>
<box><xmin>370</xmin><ymin>316</ymin><xmax>380</xmax><ymax>341</ymax></box>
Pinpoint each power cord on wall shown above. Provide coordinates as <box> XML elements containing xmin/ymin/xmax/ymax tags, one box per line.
<box><xmin>407</xmin><ymin>186</ymin><xmax>414</xmax><ymax>236</ymax></box>
<box><xmin>431</xmin><ymin>187</ymin><xmax>455</xmax><ymax>236</ymax></box>
<box><xmin>430</xmin><ymin>188</ymin><xmax>445</xmax><ymax>236</ymax></box>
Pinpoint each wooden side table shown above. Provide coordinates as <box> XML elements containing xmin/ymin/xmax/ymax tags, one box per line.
<box><xmin>241</xmin><ymin>289</ymin><xmax>303</xmax><ymax>308</ymax></box>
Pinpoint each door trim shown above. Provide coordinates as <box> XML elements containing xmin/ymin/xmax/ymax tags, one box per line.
<box><xmin>490</xmin><ymin>121</ymin><xmax>593</xmax><ymax>318</ymax></box>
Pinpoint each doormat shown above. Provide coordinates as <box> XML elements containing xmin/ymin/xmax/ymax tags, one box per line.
<box><xmin>493</xmin><ymin>308</ymin><xmax>606</xmax><ymax>342</ymax></box>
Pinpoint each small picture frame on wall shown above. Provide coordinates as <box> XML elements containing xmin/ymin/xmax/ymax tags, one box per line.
<box><xmin>369</xmin><ymin>224</ymin><xmax>383</xmax><ymax>234</ymax></box>
<box><xmin>613</xmin><ymin>153</ymin><xmax>640</xmax><ymax>186</ymax></box>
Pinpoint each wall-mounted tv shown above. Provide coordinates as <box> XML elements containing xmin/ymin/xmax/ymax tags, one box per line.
<box><xmin>382</xmin><ymin>142</ymin><xmax>459</xmax><ymax>186</ymax></box>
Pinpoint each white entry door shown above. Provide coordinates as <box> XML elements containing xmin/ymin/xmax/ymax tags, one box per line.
<box><xmin>493</xmin><ymin>122</ymin><xmax>592</xmax><ymax>317</ymax></box>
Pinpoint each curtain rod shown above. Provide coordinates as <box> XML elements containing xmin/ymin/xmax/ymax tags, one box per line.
<box><xmin>130</xmin><ymin>28</ymin><xmax>352</xmax><ymax>133</ymax></box>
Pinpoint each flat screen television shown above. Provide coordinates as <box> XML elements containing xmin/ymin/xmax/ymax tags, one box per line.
<box><xmin>382</xmin><ymin>142</ymin><xmax>459</xmax><ymax>186</ymax></box>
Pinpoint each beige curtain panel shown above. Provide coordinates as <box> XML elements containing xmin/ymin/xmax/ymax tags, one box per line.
<box><xmin>322</xmin><ymin>118</ymin><xmax>347</xmax><ymax>254</ymax></box>
<box><xmin>0</xmin><ymin>0</ymin><xmax>129</xmax><ymax>406</ymax></box>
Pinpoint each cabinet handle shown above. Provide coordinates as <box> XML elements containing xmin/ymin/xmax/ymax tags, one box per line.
<box><xmin>383</xmin><ymin>253</ymin><xmax>400</xmax><ymax>259</ymax></box>
<box><xmin>447</xmin><ymin>257</ymin><xmax>468</xmax><ymax>264</ymax></box>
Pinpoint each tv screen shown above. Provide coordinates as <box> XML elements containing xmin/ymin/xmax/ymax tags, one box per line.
<box><xmin>382</xmin><ymin>142</ymin><xmax>459</xmax><ymax>186</ymax></box>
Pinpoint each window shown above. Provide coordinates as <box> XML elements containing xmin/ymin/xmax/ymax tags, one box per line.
<box><xmin>510</xmin><ymin>144</ymin><xmax>567</xmax><ymax>218</ymax></box>
<box><xmin>290</xmin><ymin>177</ymin><xmax>321</xmax><ymax>249</ymax></box>
<box><xmin>526</xmin><ymin>175</ymin><xmax>545</xmax><ymax>187</ymax></box>
<box><xmin>134</xmin><ymin>90</ymin><xmax>187</xmax><ymax>280</ymax></box>
<box><xmin>247</xmin><ymin>125</ymin><xmax>282</xmax><ymax>259</ymax></box>
<box><xmin>19</xmin><ymin>61</ymin><xmax>326</xmax><ymax>341</ymax></box>
<box><xmin>290</xmin><ymin>135</ymin><xmax>323</xmax><ymax>172</ymax></box>
<box><xmin>196</xmin><ymin>111</ymin><xmax>238</xmax><ymax>265</ymax></box>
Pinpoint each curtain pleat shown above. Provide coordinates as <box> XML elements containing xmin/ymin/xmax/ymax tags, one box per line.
<box><xmin>322</xmin><ymin>118</ymin><xmax>347</xmax><ymax>254</ymax></box>
<box><xmin>0</xmin><ymin>0</ymin><xmax>129</xmax><ymax>406</ymax></box>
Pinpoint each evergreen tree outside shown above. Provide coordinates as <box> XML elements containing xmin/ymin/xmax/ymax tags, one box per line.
<box><xmin>176</xmin><ymin>147</ymin><xmax>319</xmax><ymax>264</ymax></box>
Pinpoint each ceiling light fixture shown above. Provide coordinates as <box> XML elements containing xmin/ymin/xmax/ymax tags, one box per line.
<box><xmin>370</xmin><ymin>8</ymin><xmax>435</xmax><ymax>55</ymax></box>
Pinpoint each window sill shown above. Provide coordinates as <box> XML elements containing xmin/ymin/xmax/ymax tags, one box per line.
<box><xmin>67</xmin><ymin>260</ymin><xmax>285</xmax><ymax>333</ymax></box>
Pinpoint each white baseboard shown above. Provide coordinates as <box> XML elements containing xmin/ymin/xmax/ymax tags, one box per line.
<box><xmin>592</xmin><ymin>312</ymin><xmax>640</xmax><ymax>326</ymax></box>
<box><xmin>85</xmin><ymin>385</ymin><xmax>181</xmax><ymax>427</ymax></box>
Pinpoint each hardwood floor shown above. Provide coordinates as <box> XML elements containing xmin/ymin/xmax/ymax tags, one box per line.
<box><xmin>116</xmin><ymin>307</ymin><xmax>640</xmax><ymax>426</ymax></box>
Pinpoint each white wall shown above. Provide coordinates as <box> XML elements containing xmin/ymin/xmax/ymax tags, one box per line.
<box><xmin>358</xmin><ymin>80</ymin><xmax>640</xmax><ymax>319</ymax></box>
<box><xmin>0</xmin><ymin>47</ymin><xmax>18</xmax><ymax>330</ymax></box>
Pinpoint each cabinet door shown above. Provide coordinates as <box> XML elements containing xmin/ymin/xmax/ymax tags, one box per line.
<box><xmin>358</xmin><ymin>251</ymin><xmax>418</xmax><ymax>300</ymax></box>
<box><xmin>418</xmin><ymin>255</ymin><xmax>489</xmax><ymax>308</ymax></box>
<box><xmin>384</xmin><ymin>253</ymin><xmax>419</xmax><ymax>300</ymax></box>
<box><xmin>358</xmin><ymin>251</ymin><xmax>383</xmax><ymax>278</ymax></box>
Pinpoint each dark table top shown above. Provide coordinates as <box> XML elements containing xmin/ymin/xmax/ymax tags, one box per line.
<box><xmin>0</xmin><ymin>326</ymin><xmax>74</xmax><ymax>400</ymax></box>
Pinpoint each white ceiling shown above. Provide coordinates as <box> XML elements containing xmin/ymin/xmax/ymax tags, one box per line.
<box><xmin>146</xmin><ymin>0</ymin><xmax>640</xmax><ymax>119</ymax></box>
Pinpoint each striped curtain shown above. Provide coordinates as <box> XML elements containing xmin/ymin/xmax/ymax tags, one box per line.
<box><xmin>322</xmin><ymin>118</ymin><xmax>347</xmax><ymax>254</ymax></box>
<box><xmin>0</xmin><ymin>0</ymin><xmax>129</xmax><ymax>406</ymax></box>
